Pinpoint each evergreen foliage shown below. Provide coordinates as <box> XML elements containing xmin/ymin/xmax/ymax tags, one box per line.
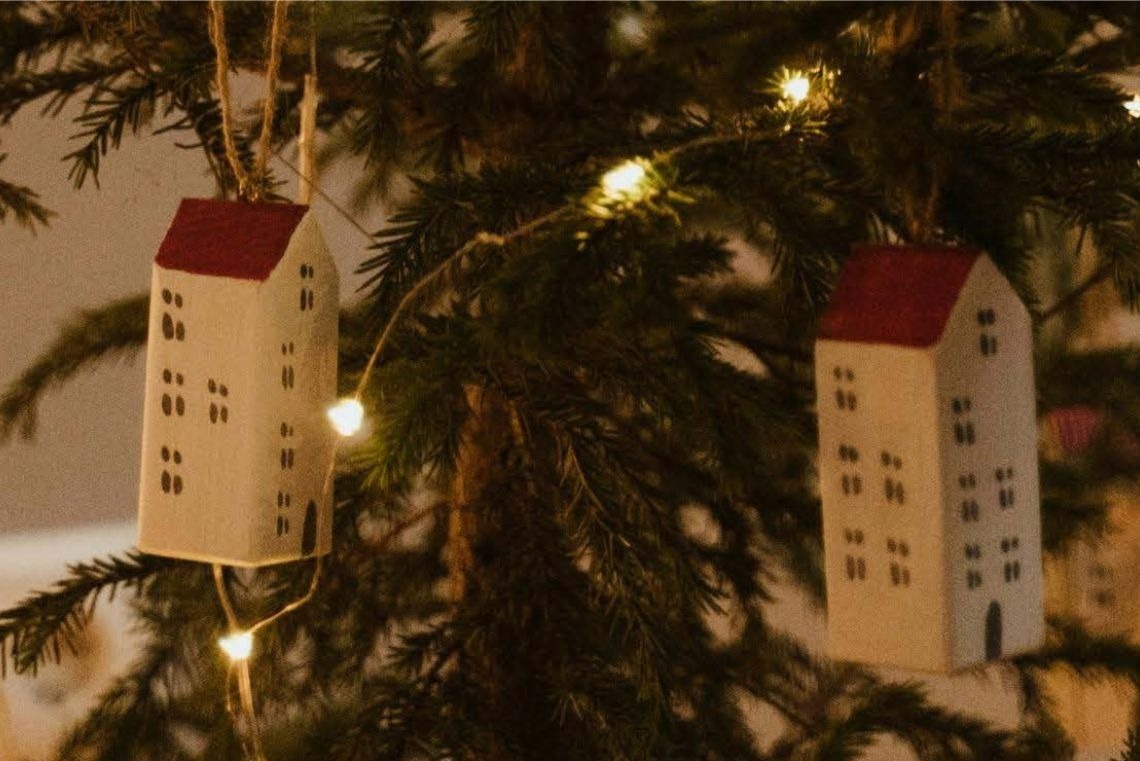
<box><xmin>2</xmin><ymin>2</ymin><xmax>1140</xmax><ymax>758</ymax></box>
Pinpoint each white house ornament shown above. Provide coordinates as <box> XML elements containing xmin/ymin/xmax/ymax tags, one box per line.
<box><xmin>137</xmin><ymin>199</ymin><xmax>339</xmax><ymax>567</ymax></box>
<box><xmin>815</xmin><ymin>244</ymin><xmax>1044</xmax><ymax>673</ymax></box>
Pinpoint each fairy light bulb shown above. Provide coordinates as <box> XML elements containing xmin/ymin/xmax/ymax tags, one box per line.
<box><xmin>1124</xmin><ymin>94</ymin><xmax>1140</xmax><ymax>119</ymax></box>
<box><xmin>780</xmin><ymin>72</ymin><xmax>811</xmax><ymax>104</ymax></box>
<box><xmin>601</xmin><ymin>160</ymin><xmax>649</xmax><ymax>201</ymax></box>
<box><xmin>219</xmin><ymin>631</ymin><xmax>254</xmax><ymax>662</ymax></box>
<box><xmin>327</xmin><ymin>398</ymin><xmax>365</xmax><ymax>436</ymax></box>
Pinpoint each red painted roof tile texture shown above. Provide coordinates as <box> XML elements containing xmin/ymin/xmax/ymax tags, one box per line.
<box><xmin>818</xmin><ymin>244</ymin><xmax>981</xmax><ymax>347</ymax></box>
<box><xmin>155</xmin><ymin>198</ymin><xmax>309</xmax><ymax>281</ymax></box>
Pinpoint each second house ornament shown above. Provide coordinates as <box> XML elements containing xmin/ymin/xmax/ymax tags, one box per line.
<box><xmin>137</xmin><ymin>199</ymin><xmax>339</xmax><ymax>567</ymax></box>
<box><xmin>815</xmin><ymin>244</ymin><xmax>1044</xmax><ymax>673</ymax></box>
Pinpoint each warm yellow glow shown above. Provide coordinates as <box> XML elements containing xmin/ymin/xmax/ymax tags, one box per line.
<box><xmin>219</xmin><ymin>631</ymin><xmax>254</xmax><ymax>662</ymax></box>
<box><xmin>781</xmin><ymin>73</ymin><xmax>811</xmax><ymax>104</ymax></box>
<box><xmin>601</xmin><ymin>160</ymin><xmax>649</xmax><ymax>200</ymax></box>
<box><xmin>327</xmin><ymin>398</ymin><xmax>365</xmax><ymax>436</ymax></box>
<box><xmin>1125</xmin><ymin>94</ymin><xmax>1140</xmax><ymax>119</ymax></box>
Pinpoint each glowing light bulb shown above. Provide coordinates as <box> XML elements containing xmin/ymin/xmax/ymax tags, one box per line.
<box><xmin>1124</xmin><ymin>94</ymin><xmax>1140</xmax><ymax>119</ymax></box>
<box><xmin>327</xmin><ymin>398</ymin><xmax>365</xmax><ymax>436</ymax></box>
<box><xmin>781</xmin><ymin>73</ymin><xmax>811</xmax><ymax>104</ymax></box>
<box><xmin>601</xmin><ymin>160</ymin><xmax>649</xmax><ymax>200</ymax></box>
<box><xmin>219</xmin><ymin>631</ymin><xmax>254</xmax><ymax>662</ymax></box>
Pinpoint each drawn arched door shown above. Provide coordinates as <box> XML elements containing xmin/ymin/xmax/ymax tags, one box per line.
<box><xmin>985</xmin><ymin>601</ymin><xmax>1002</xmax><ymax>660</ymax></box>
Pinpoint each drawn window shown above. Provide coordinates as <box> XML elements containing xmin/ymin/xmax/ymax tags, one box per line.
<box><xmin>839</xmin><ymin>444</ymin><xmax>862</xmax><ymax>497</ymax></box>
<box><xmin>843</xmin><ymin>529</ymin><xmax>867</xmax><ymax>582</ymax></box>
<box><xmin>1000</xmin><ymin>535</ymin><xmax>1022</xmax><ymax>583</ymax></box>
<box><xmin>977</xmin><ymin>309</ymin><xmax>997</xmax><ymax>357</ymax></box>
<box><xmin>280</xmin><ymin>422</ymin><xmax>295</xmax><ymax>470</ymax></box>
<box><xmin>160</xmin><ymin>446</ymin><xmax>183</xmax><ymax>496</ymax></box>
<box><xmin>996</xmin><ymin>465</ymin><xmax>1015</xmax><ymax>509</ymax></box>
<box><xmin>951</xmin><ymin>396</ymin><xmax>976</xmax><ymax>446</ymax></box>
<box><xmin>833</xmin><ymin>366</ymin><xmax>856</xmax><ymax>411</ymax></box>
<box><xmin>207</xmin><ymin>379</ymin><xmax>230</xmax><ymax>424</ymax></box>
<box><xmin>881</xmin><ymin>451</ymin><xmax>904</xmax><ymax>505</ymax></box>
<box><xmin>960</xmin><ymin>499</ymin><xmax>980</xmax><ymax>522</ymax></box>
<box><xmin>887</xmin><ymin>537</ymin><xmax>911</xmax><ymax>587</ymax></box>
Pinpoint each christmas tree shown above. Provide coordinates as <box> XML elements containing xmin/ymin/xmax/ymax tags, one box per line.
<box><xmin>3</xmin><ymin>2</ymin><xmax>1140</xmax><ymax>758</ymax></box>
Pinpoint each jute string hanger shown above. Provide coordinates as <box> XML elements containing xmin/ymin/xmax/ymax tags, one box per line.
<box><xmin>208</xmin><ymin>0</ymin><xmax>288</xmax><ymax>203</ymax></box>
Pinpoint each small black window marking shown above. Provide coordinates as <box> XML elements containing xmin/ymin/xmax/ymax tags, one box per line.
<box><xmin>281</xmin><ymin>343</ymin><xmax>288</xmax><ymax>356</ymax></box>
<box><xmin>842</xmin><ymin>475</ymin><xmax>850</xmax><ymax>495</ymax></box>
<box><xmin>856</xmin><ymin>558</ymin><xmax>866</xmax><ymax>580</ymax></box>
<box><xmin>176</xmin><ymin>373</ymin><xmax>184</xmax><ymax>386</ymax></box>
<box><xmin>289</xmin><ymin>342</ymin><xmax>294</xmax><ymax>354</ymax></box>
<box><xmin>951</xmin><ymin>397</ymin><xmax>977</xmax><ymax>445</ymax></box>
<box><xmin>175</xmin><ymin>322</ymin><xmax>185</xmax><ymax>341</ymax></box>
<box><xmin>159</xmin><ymin>447</ymin><xmax>182</xmax><ymax>496</ymax></box>
<box><xmin>176</xmin><ymin>397</ymin><xmax>185</xmax><ymax>416</ymax></box>
<box><xmin>846</xmin><ymin>556</ymin><xmax>856</xmax><ymax>580</ymax></box>
<box><xmin>881</xmin><ymin>451</ymin><xmax>890</xmax><ymax>466</ymax></box>
<box><xmin>300</xmin><ymin>289</ymin><xmax>308</xmax><ymax>311</ymax></box>
<box><xmin>307</xmin><ymin>290</ymin><xmax>315</xmax><ymax>309</ymax></box>
<box><xmin>163</xmin><ymin>369</ymin><xmax>172</xmax><ymax>383</ymax></box>
<box><xmin>834</xmin><ymin>368</ymin><xmax>856</xmax><ymax>411</ymax></box>
<box><xmin>162</xmin><ymin>394</ymin><xmax>172</xmax><ymax>416</ymax></box>
<box><xmin>174</xmin><ymin>293</ymin><xmax>183</xmax><ymax>308</ymax></box>
<box><xmin>207</xmin><ymin>380</ymin><xmax>229</xmax><ymax>424</ymax></box>
<box><xmin>162</xmin><ymin>289</ymin><xmax>172</xmax><ymax>304</ymax></box>
<box><xmin>886</xmin><ymin>538</ymin><xmax>912</xmax><ymax>586</ymax></box>
<box><xmin>162</xmin><ymin>313</ymin><xmax>174</xmax><ymax>339</ymax></box>
<box><xmin>852</xmin><ymin>476</ymin><xmax>862</xmax><ymax>495</ymax></box>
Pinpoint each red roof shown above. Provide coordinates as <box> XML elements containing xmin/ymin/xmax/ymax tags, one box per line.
<box><xmin>155</xmin><ymin>199</ymin><xmax>309</xmax><ymax>281</ymax></box>
<box><xmin>818</xmin><ymin>245</ymin><xmax>981</xmax><ymax>347</ymax></box>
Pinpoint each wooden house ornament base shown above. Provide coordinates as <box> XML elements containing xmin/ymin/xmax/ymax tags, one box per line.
<box><xmin>137</xmin><ymin>199</ymin><xmax>339</xmax><ymax>567</ymax></box>
<box><xmin>815</xmin><ymin>245</ymin><xmax>1044</xmax><ymax>673</ymax></box>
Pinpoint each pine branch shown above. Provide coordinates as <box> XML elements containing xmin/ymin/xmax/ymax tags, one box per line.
<box><xmin>0</xmin><ymin>293</ymin><xmax>148</xmax><ymax>442</ymax></box>
<box><xmin>0</xmin><ymin>551</ymin><xmax>169</xmax><ymax>676</ymax></box>
<box><xmin>65</xmin><ymin>76</ymin><xmax>162</xmax><ymax>189</ymax></box>
<box><xmin>0</xmin><ymin>155</ymin><xmax>53</xmax><ymax>230</ymax></box>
